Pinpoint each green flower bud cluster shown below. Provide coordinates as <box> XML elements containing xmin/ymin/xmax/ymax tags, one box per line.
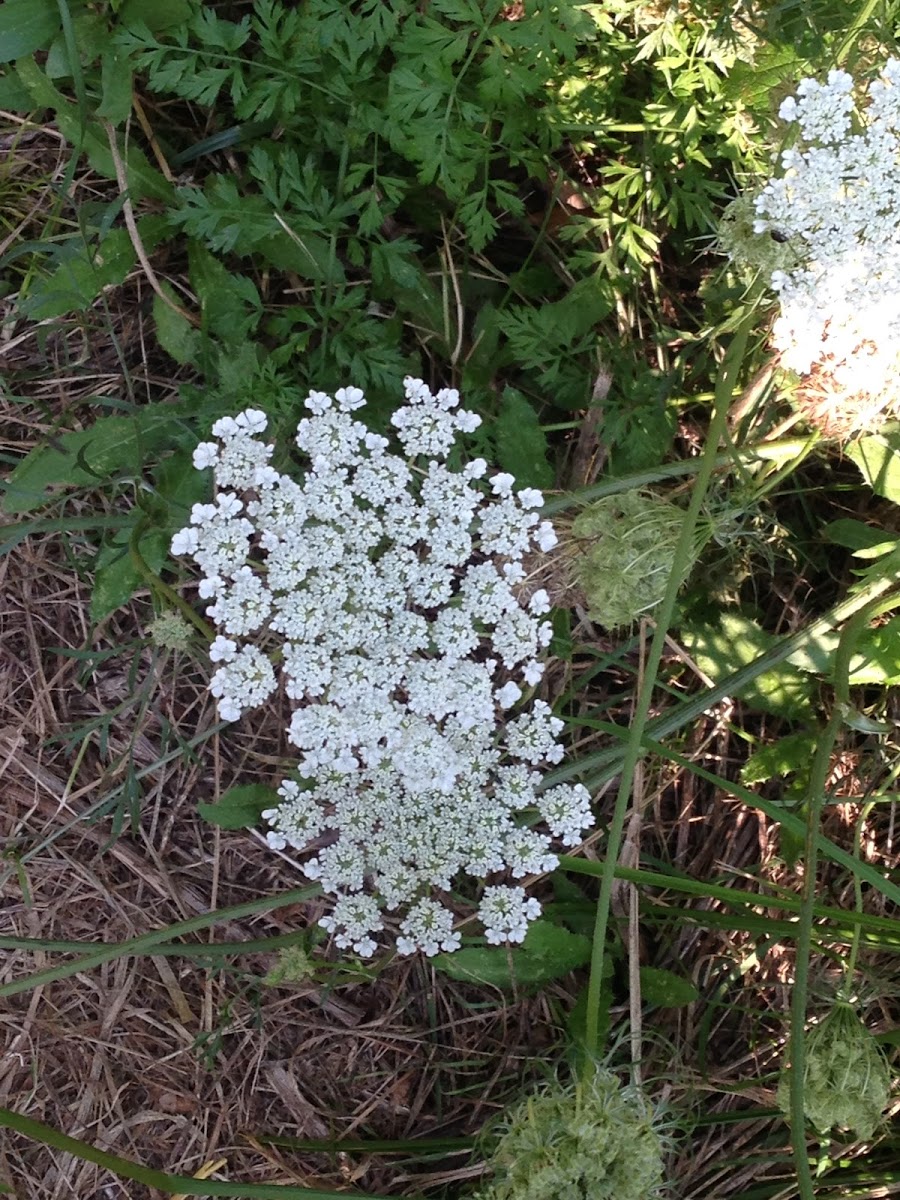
<box><xmin>778</xmin><ymin>1002</ymin><xmax>892</xmax><ymax>1140</ymax></box>
<box><xmin>716</xmin><ymin>194</ymin><xmax>795</xmax><ymax>280</ymax></box>
<box><xmin>262</xmin><ymin>945</ymin><xmax>316</xmax><ymax>987</ymax></box>
<box><xmin>148</xmin><ymin>611</ymin><xmax>194</xmax><ymax>651</ymax></box>
<box><xmin>570</xmin><ymin>490</ymin><xmax>687</xmax><ymax>631</ymax></box>
<box><xmin>475</xmin><ymin>1069</ymin><xmax>665</xmax><ymax>1200</ymax></box>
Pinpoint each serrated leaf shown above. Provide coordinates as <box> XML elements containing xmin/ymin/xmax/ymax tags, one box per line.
<box><xmin>0</xmin><ymin>0</ymin><xmax>59</xmax><ymax>63</ymax></box>
<box><xmin>496</xmin><ymin>387</ymin><xmax>554</xmax><ymax>490</ymax></box>
<box><xmin>19</xmin><ymin>229</ymin><xmax>136</xmax><ymax>320</ymax></box>
<box><xmin>98</xmin><ymin>48</ymin><xmax>133</xmax><ymax>123</ymax></box>
<box><xmin>433</xmin><ymin>919</ymin><xmax>590</xmax><ymax>989</ymax></box>
<box><xmin>719</xmin><ymin>42</ymin><xmax>801</xmax><ymax>108</ymax></box>
<box><xmin>846</xmin><ymin>432</ymin><xmax>900</xmax><ymax>505</ymax></box>
<box><xmin>198</xmin><ymin>784</ymin><xmax>279</xmax><ymax>830</ymax></box>
<box><xmin>681</xmin><ymin>612</ymin><xmax>814</xmax><ymax>719</ymax></box>
<box><xmin>742</xmin><ymin>732</ymin><xmax>817</xmax><ymax>785</ymax></box>
<box><xmin>3</xmin><ymin>406</ymin><xmax>180</xmax><ymax>514</ymax></box>
<box><xmin>91</xmin><ymin>526</ymin><xmax>169</xmax><ymax>622</ymax></box>
<box><xmin>639</xmin><ymin>966</ymin><xmax>699</xmax><ymax>1007</ymax></box>
<box><xmin>188</xmin><ymin>241</ymin><xmax>262</xmax><ymax>343</ymax></box>
<box><xmin>153</xmin><ymin>286</ymin><xmax>201</xmax><ymax>365</ymax></box>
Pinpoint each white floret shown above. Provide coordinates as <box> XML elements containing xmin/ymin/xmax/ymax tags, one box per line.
<box><xmin>209</xmin><ymin>645</ymin><xmax>276</xmax><ymax>720</ymax></box>
<box><xmin>478</xmin><ymin>885</ymin><xmax>542</xmax><ymax>945</ymax></box>
<box><xmin>396</xmin><ymin>898</ymin><xmax>461</xmax><ymax>956</ymax></box>
<box><xmin>319</xmin><ymin>893</ymin><xmax>384</xmax><ymax>957</ymax></box>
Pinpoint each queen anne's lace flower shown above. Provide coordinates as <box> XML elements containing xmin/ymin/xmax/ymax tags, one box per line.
<box><xmin>172</xmin><ymin>379</ymin><xmax>594</xmax><ymax>956</ymax></box>
<box><xmin>751</xmin><ymin>61</ymin><xmax>900</xmax><ymax>426</ymax></box>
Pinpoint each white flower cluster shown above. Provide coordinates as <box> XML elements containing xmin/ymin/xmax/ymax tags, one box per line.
<box><xmin>753</xmin><ymin>60</ymin><xmax>900</xmax><ymax>403</ymax></box>
<box><xmin>172</xmin><ymin>379</ymin><xmax>593</xmax><ymax>957</ymax></box>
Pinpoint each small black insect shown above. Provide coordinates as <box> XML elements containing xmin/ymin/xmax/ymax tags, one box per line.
<box><xmin>769</xmin><ymin>228</ymin><xmax>790</xmax><ymax>243</ymax></box>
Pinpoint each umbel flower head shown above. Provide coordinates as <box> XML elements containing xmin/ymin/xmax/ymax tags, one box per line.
<box><xmin>147</xmin><ymin>610</ymin><xmax>193</xmax><ymax>651</ymax></box>
<box><xmin>778</xmin><ymin>1001</ymin><xmax>892</xmax><ymax>1140</ymax></box>
<box><xmin>172</xmin><ymin>379</ymin><xmax>594</xmax><ymax>958</ymax></box>
<box><xmin>475</xmin><ymin>1069</ymin><xmax>666</xmax><ymax>1200</ymax></box>
<box><xmin>749</xmin><ymin>60</ymin><xmax>900</xmax><ymax>436</ymax></box>
<box><xmin>716</xmin><ymin>192</ymin><xmax>796</xmax><ymax>280</ymax></box>
<box><xmin>568</xmin><ymin>490</ymin><xmax>686</xmax><ymax>630</ymax></box>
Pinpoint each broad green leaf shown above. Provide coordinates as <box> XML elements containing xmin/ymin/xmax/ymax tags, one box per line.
<box><xmin>496</xmin><ymin>387</ymin><xmax>554</xmax><ymax>490</ymax></box>
<box><xmin>0</xmin><ymin>0</ymin><xmax>59</xmax><ymax>63</ymax></box>
<box><xmin>463</xmin><ymin>302</ymin><xmax>501</xmax><ymax>389</ymax></box>
<box><xmin>188</xmin><ymin>241</ymin><xmax>262</xmax><ymax>343</ymax></box>
<box><xmin>639</xmin><ymin>966</ymin><xmax>699</xmax><ymax>1007</ymax></box>
<box><xmin>153</xmin><ymin>448</ymin><xmax>209</xmax><ymax>515</ymax></box>
<box><xmin>434</xmin><ymin>920</ymin><xmax>591</xmax><ymax>989</ymax></box>
<box><xmin>719</xmin><ymin>41</ymin><xmax>800</xmax><ymax>108</ymax></box>
<box><xmin>742</xmin><ymin>732</ymin><xmax>816</xmax><ymax>785</ymax></box>
<box><xmin>840</xmin><ymin>616</ymin><xmax>900</xmax><ymax>686</ymax></box>
<box><xmin>788</xmin><ymin>614</ymin><xmax>900</xmax><ymax>686</ymax></box>
<box><xmin>0</xmin><ymin>68</ymin><xmax>31</xmax><ymax>107</ymax></box>
<box><xmin>3</xmin><ymin>406</ymin><xmax>180</xmax><ymax>514</ymax></box>
<box><xmin>44</xmin><ymin>13</ymin><xmax>108</xmax><ymax>77</ymax></box>
<box><xmin>823</xmin><ymin>518</ymin><xmax>899</xmax><ymax>555</ymax></box>
<box><xmin>841</xmin><ymin>707</ymin><xmax>892</xmax><ymax>734</ymax></box>
<box><xmin>91</xmin><ymin>527</ymin><xmax>169</xmax><ymax>622</ymax></box>
<box><xmin>153</xmin><ymin>286</ymin><xmax>201</xmax><ymax>365</ymax></box>
<box><xmin>256</xmin><ymin>231</ymin><xmax>342</xmax><ymax>284</ymax></box>
<box><xmin>681</xmin><ymin>612</ymin><xmax>814</xmax><ymax>719</ymax></box>
<box><xmin>98</xmin><ymin>48</ymin><xmax>133</xmax><ymax>123</ymax></box>
<box><xmin>198</xmin><ymin>784</ymin><xmax>279</xmax><ymax>830</ymax></box>
<box><xmin>372</xmin><ymin>245</ymin><xmax>447</xmax><ymax>350</ymax></box>
<box><xmin>846</xmin><ymin>431</ymin><xmax>900</xmax><ymax>505</ymax></box>
<box><xmin>19</xmin><ymin>229</ymin><xmax>136</xmax><ymax>320</ymax></box>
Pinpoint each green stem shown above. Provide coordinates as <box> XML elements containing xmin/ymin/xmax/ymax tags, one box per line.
<box><xmin>787</xmin><ymin>590</ymin><xmax>900</xmax><ymax>1199</ymax></box>
<box><xmin>844</xmin><ymin>802</ymin><xmax>873</xmax><ymax>988</ymax></box>
<box><xmin>582</xmin><ymin>319</ymin><xmax>752</xmax><ymax>1064</ymax></box>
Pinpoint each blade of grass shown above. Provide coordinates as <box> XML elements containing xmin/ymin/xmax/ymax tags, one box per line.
<box><xmin>0</xmin><ymin>886</ymin><xmax>321</xmax><ymax>999</ymax></box>
<box><xmin>636</xmin><ymin>739</ymin><xmax>900</xmax><ymax>911</ymax></box>
<box><xmin>542</xmin><ymin>436</ymin><xmax>816</xmax><ymax>517</ymax></box>
<box><xmin>561</xmin><ymin>860</ymin><xmax>900</xmax><ymax>944</ymax></box>
<box><xmin>544</xmin><ymin>558</ymin><xmax>900</xmax><ymax>792</ymax></box>
<box><xmin>0</xmin><ymin>1107</ymin><xmax>386</xmax><ymax>1198</ymax></box>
